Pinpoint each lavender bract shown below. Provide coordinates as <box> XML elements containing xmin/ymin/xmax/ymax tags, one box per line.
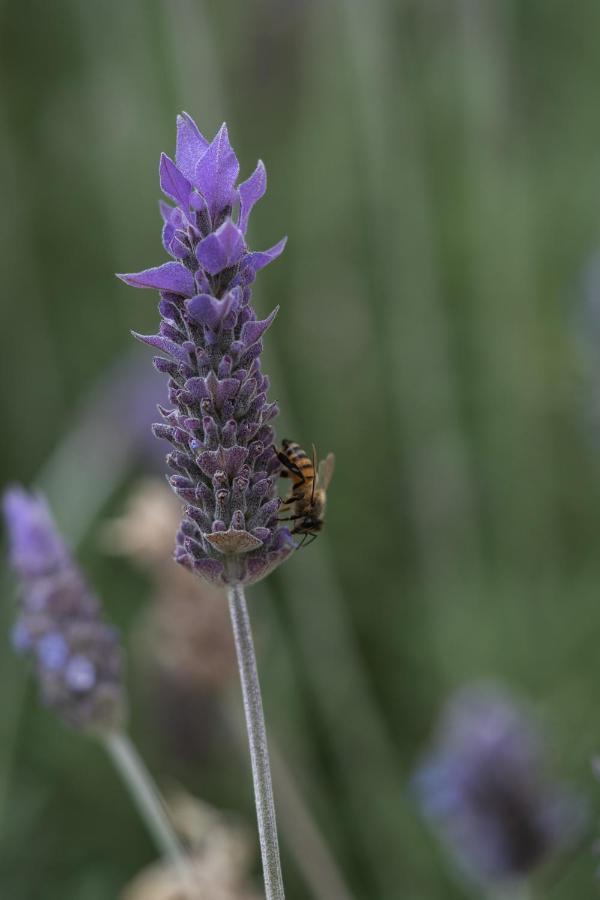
<box><xmin>118</xmin><ymin>114</ymin><xmax>294</xmax><ymax>587</ymax></box>
<box><xmin>3</xmin><ymin>487</ymin><xmax>124</xmax><ymax>733</ymax></box>
<box><xmin>414</xmin><ymin>684</ymin><xmax>583</xmax><ymax>886</ymax></box>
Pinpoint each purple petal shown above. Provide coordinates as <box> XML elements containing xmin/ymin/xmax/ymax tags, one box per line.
<box><xmin>241</xmin><ymin>307</ymin><xmax>279</xmax><ymax>347</ymax></box>
<box><xmin>159</xmin><ymin>200</ymin><xmax>174</xmax><ymax>223</ymax></box>
<box><xmin>197</xmin><ymin>450</ymin><xmax>220</xmax><ymax>477</ymax></box>
<box><xmin>256</xmin><ymin>499</ymin><xmax>280</xmax><ymax>524</ymax></box>
<box><xmin>186</xmin><ymin>293</ymin><xmax>223</xmax><ymax>329</ymax></box>
<box><xmin>161</xmin><ymin>205</ymin><xmax>185</xmax><ymax>254</ymax></box>
<box><xmin>195</xmin><ymin>123</ymin><xmax>240</xmax><ymax>218</ymax></box>
<box><xmin>196</xmin><ymin>219</ymin><xmax>246</xmax><ymax>275</ymax></box>
<box><xmin>187</xmin><ymin>290</ymin><xmax>241</xmax><ymax>334</ymax></box>
<box><xmin>175</xmin><ymin>112</ymin><xmax>209</xmax><ymax>180</ymax></box>
<box><xmin>117</xmin><ymin>262</ymin><xmax>196</xmax><ymax>297</ymax></box>
<box><xmin>183</xmin><ymin>376</ymin><xmax>210</xmax><ymax>401</ymax></box>
<box><xmin>238</xmin><ymin>160</ymin><xmax>266</xmax><ymax>234</ymax></box>
<box><xmin>161</xmin><ymin>220</ymin><xmax>175</xmax><ymax>255</ymax></box>
<box><xmin>198</xmin><ymin>446</ymin><xmax>248</xmax><ymax>478</ymax></box>
<box><xmin>270</xmin><ymin>528</ymin><xmax>296</xmax><ymax>552</ymax></box>
<box><xmin>161</xmin><ymin>203</ymin><xmax>185</xmax><ymax>228</ymax></box>
<box><xmin>221</xmin><ymin>445</ymin><xmax>249</xmax><ymax>476</ymax></box>
<box><xmin>192</xmin><ymin>558</ymin><xmax>225</xmax><ymax>582</ymax></box>
<box><xmin>204</xmin><ymin>371</ymin><xmax>239</xmax><ymax>406</ymax></box>
<box><xmin>159</xmin><ymin>153</ymin><xmax>192</xmax><ymax>210</ymax></box>
<box><xmin>132</xmin><ymin>331</ymin><xmax>189</xmax><ymax>363</ymax></box>
<box><xmin>168</xmin><ymin>234</ymin><xmax>189</xmax><ymax>259</ymax></box>
<box><xmin>244</xmin><ymin>236</ymin><xmax>287</xmax><ymax>274</ymax></box>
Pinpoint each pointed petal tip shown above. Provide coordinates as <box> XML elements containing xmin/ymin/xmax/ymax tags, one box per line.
<box><xmin>213</xmin><ymin>121</ymin><xmax>232</xmax><ymax>149</ymax></box>
<box><xmin>252</xmin><ymin>235</ymin><xmax>287</xmax><ymax>266</ymax></box>
<box><xmin>118</xmin><ymin>262</ymin><xmax>196</xmax><ymax>295</ymax></box>
<box><xmin>159</xmin><ymin>152</ymin><xmax>193</xmax><ymax>209</ymax></box>
<box><xmin>238</xmin><ymin>160</ymin><xmax>269</xmax><ymax>233</ymax></box>
<box><xmin>157</xmin><ymin>151</ymin><xmax>169</xmax><ymax>177</ymax></box>
<box><xmin>178</xmin><ymin>111</ymin><xmax>207</xmax><ymax>143</ymax></box>
<box><xmin>178</xmin><ymin>110</ymin><xmax>200</xmax><ymax>129</ymax></box>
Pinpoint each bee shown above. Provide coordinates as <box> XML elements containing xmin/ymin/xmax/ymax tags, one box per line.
<box><xmin>276</xmin><ymin>439</ymin><xmax>335</xmax><ymax>546</ymax></box>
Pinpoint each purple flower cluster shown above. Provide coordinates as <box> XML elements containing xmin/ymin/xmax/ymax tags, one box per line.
<box><xmin>414</xmin><ymin>684</ymin><xmax>583</xmax><ymax>885</ymax></box>
<box><xmin>119</xmin><ymin>114</ymin><xmax>294</xmax><ymax>587</ymax></box>
<box><xmin>3</xmin><ymin>487</ymin><xmax>124</xmax><ymax>733</ymax></box>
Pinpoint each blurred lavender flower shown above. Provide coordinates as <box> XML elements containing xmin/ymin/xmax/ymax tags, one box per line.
<box><xmin>3</xmin><ymin>486</ymin><xmax>124</xmax><ymax>733</ymax></box>
<box><xmin>119</xmin><ymin>113</ymin><xmax>294</xmax><ymax>587</ymax></box>
<box><xmin>414</xmin><ymin>684</ymin><xmax>583</xmax><ymax>887</ymax></box>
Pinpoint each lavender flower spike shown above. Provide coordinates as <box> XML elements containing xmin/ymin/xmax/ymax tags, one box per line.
<box><xmin>118</xmin><ymin>114</ymin><xmax>293</xmax><ymax>587</ymax></box>
<box><xmin>3</xmin><ymin>486</ymin><xmax>124</xmax><ymax>733</ymax></box>
<box><xmin>4</xmin><ymin>489</ymin><xmax>191</xmax><ymax>878</ymax></box>
<box><xmin>414</xmin><ymin>684</ymin><xmax>584</xmax><ymax>888</ymax></box>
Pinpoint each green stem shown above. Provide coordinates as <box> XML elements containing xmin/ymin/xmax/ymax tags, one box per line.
<box><xmin>225</xmin><ymin>704</ymin><xmax>355</xmax><ymax>900</ymax></box>
<box><xmin>104</xmin><ymin>731</ymin><xmax>191</xmax><ymax>890</ymax></box>
<box><xmin>227</xmin><ymin>583</ymin><xmax>285</xmax><ymax>900</ymax></box>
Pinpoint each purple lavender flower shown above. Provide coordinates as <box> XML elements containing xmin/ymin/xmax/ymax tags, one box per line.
<box><xmin>3</xmin><ymin>487</ymin><xmax>124</xmax><ymax>733</ymax></box>
<box><xmin>414</xmin><ymin>684</ymin><xmax>583</xmax><ymax>886</ymax></box>
<box><xmin>118</xmin><ymin>114</ymin><xmax>294</xmax><ymax>587</ymax></box>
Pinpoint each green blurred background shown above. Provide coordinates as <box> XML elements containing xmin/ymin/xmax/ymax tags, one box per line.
<box><xmin>2</xmin><ymin>0</ymin><xmax>600</xmax><ymax>897</ymax></box>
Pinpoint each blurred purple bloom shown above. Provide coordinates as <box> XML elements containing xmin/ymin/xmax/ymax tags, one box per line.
<box><xmin>118</xmin><ymin>113</ymin><xmax>294</xmax><ymax>586</ymax></box>
<box><xmin>414</xmin><ymin>684</ymin><xmax>583</xmax><ymax>886</ymax></box>
<box><xmin>5</xmin><ymin>487</ymin><xmax>69</xmax><ymax>579</ymax></box>
<box><xmin>3</xmin><ymin>487</ymin><xmax>124</xmax><ymax>733</ymax></box>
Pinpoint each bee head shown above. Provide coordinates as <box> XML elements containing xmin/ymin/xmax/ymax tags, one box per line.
<box><xmin>296</xmin><ymin>516</ymin><xmax>323</xmax><ymax>535</ymax></box>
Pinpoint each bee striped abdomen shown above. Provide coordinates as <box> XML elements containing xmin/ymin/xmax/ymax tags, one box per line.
<box><xmin>278</xmin><ymin>440</ymin><xmax>315</xmax><ymax>493</ymax></box>
<box><xmin>282</xmin><ymin>441</ymin><xmax>312</xmax><ymax>466</ymax></box>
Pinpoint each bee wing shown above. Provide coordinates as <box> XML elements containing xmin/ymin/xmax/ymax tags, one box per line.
<box><xmin>317</xmin><ymin>452</ymin><xmax>335</xmax><ymax>490</ymax></box>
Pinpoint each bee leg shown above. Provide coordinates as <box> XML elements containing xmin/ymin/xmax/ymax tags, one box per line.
<box><xmin>276</xmin><ymin>451</ymin><xmax>306</xmax><ymax>483</ymax></box>
<box><xmin>282</xmin><ymin>487</ymin><xmax>303</xmax><ymax>505</ymax></box>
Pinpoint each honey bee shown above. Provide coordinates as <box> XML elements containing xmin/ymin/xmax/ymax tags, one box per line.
<box><xmin>276</xmin><ymin>439</ymin><xmax>335</xmax><ymax>546</ymax></box>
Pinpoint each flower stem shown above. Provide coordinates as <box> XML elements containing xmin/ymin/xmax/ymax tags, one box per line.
<box><xmin>104</xmin><ymin>731</ymin><xmax>191</xmax><ymax>889</ymax></box>
<box><xmin>225</xmin><ymin>704</ymin><xmax>355</xmax><ymax>900</ymax></box>
<box><xmin>227</xmin><ymin>583</ymin><xmax>285</xmax><ymax>900</ymax></box>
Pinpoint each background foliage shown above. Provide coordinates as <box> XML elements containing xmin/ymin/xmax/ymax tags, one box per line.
<box><xmin>2</xmin><ymin>1</ymin><xmax>600</xmax><ymax>897</ymax></box>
